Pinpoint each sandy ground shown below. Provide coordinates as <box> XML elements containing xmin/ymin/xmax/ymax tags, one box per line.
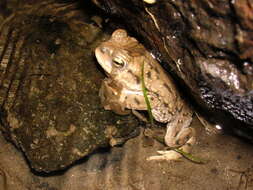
<box><xmin>0</xmin><ymin>116</ymin><xmax>253</xmax><ymax>190</ymax></box>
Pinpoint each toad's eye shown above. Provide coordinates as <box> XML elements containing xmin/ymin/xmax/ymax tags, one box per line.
<box><xmin>113</xmin><ymin>57</ymin><xmax>125</xmax><ymax>68</ymax></box>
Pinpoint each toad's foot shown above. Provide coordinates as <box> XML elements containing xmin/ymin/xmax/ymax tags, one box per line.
<box><xmin>147</xmin><ymin>150</ymin><xmax>182</xmax><ymax>161</ymax></box>
<box><xmin>147</xmin><ymin>130</ymin><xmax>196</xmax><ymax>161</ymax></box>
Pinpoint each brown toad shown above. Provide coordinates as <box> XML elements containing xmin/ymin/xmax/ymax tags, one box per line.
<box><xmin>95</xmin><ymin>29</ymin><xmax>195</xmax><ymax>160</ymax></box>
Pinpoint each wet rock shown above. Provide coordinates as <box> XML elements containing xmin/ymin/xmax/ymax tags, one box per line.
<box><xmin>92</xmin><ymin>0</ymin><xmax>253</xmax><ymax>142</ymax></box>
<box><xmin>0</xmin><ymin>1</ymin><xmax>139</xmax><ymax>172</ymax></box>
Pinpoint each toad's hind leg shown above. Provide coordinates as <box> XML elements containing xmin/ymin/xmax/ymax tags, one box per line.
<box><xmin>147</xmin><ymin>128</ymin><xmax>196</xmax><ymax>161</ymax></box>
<box><xmin>147</xmin><ymin>107</ymin><xmax>196</xmax><ymax>161</ymax></box>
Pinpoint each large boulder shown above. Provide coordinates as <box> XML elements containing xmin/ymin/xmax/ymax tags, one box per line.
<box><xmin>92</xmin><ymin>0</ymin><xmax>253</xmax><ymax>141</ymax></box>
<box><xmin>0</xmin><ymin>1</ymin><xmax>139</xmax><ymax>172</ymax></box>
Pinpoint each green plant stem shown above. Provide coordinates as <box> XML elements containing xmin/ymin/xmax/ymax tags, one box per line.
<box><xmin>141</xmin><ymin>60</ymin><xmax>154</xmax><ymax>126</ymax></box>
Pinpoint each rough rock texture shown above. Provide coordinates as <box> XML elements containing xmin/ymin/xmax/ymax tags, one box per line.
<box><xmin>0</xmin><ymin>0</ymin><xmax>139</xmax><ymax>172</ymax></box>
<box><xmin>92</xmin><ymin>0</ymin><xmax>253</xmax><ymax>141</ymax></box>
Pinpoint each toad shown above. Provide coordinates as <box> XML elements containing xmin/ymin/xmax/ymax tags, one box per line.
<box><xmin>95</xmin><ymin>29</ymin><xmax>195</xmax><ymax>160</ymax></box>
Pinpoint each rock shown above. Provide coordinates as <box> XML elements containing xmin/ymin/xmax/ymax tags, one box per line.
<box><xmin>0</xmin><ymin>1</ymin><xmax>139</xmax><ymax>172</ymax></box>
<box><xmin>92</xmin><ymin>0</ymin><xmax>253</xmax><ymax>142</ymax></box>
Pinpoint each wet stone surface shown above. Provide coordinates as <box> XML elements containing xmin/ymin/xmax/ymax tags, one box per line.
<box><xmin>0</xmin><ymin>1</ymin><xmax>139</xmax><ymax>172</ymax></box>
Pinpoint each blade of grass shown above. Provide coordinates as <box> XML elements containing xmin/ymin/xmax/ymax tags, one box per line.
<box><xmin>172</xmin><ymin>148</ymin><xmax>207</xmax><ymax>164</ymax></box>
<box><xmin>141</xmin><ymin>60</ymin><xmax>154</xmax><ymax>126</ymax></box>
